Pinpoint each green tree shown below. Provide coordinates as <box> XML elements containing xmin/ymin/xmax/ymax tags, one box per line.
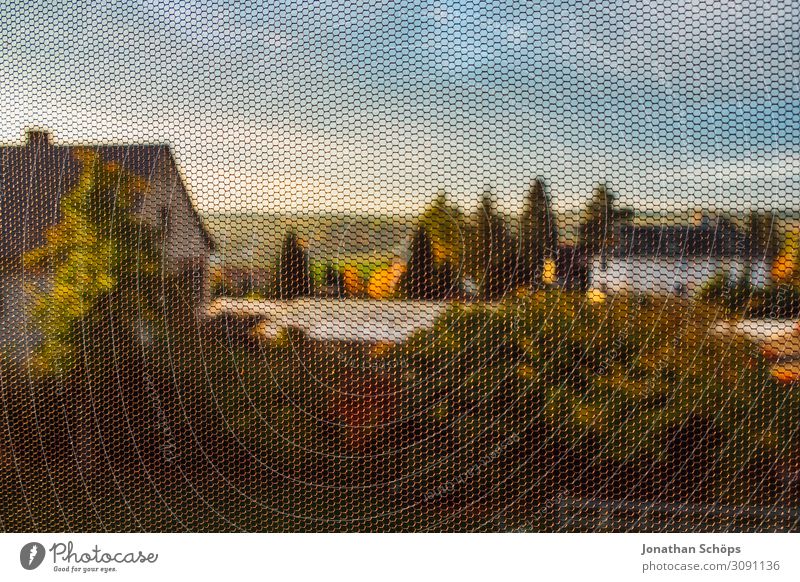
<box><xmin>277</xmin><ymin>230</ymin><xmax>313</xmax><ymax>299</ymax></box>
<box><xmin>24</xmin><ymin>150</ymin><xmax>162</xmax><ymax>376</ymax></box>
<box><xmin>476</xmin><ymin>191</ymin><xmax>517</xmax><ymax>300</ymax></box>
<box><xmin>519</xmin><ymin>177</ymin><xmax>558</xmax><ymax>288</ymax></box>
<box><xmin>403</xmin><ymin>226</ymin><xmax>435</xmax><ymax>299</ymax></box>
<box><xmin>418</xmin><ymin>190</ymin><xmax>466</xmax><ymax>267</ymax></box>
<box><xmin>579</xmin><ymin>183</ymin><xmax>615</xmax><ymax>267</ymax></box>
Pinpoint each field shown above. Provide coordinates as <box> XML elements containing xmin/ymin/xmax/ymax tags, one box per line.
<box><xmin>204</xmin><ymin>213</ymin><xmax>415</xmax><ymax>269</ymax></box>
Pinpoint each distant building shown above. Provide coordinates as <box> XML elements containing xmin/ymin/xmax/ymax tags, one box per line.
<box><xmin>587</xmin><ymin>216</ymin><xmax>767</xmax><ymax>296</ymax></box>
<box><xmin>0</xmin><ymin>129</ymin><xmax>215</xmax><ymax>354</ymax></box>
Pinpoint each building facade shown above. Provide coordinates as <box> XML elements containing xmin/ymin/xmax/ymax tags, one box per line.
<box><xmin>0</xmin><ymin>129</ymin><xmax>215</xmax><ymax>356</ymax></box>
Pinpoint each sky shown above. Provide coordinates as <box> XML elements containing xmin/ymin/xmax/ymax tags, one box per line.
<box><xmin>0</xmin><ymin>0</ymin><xmax>798</xmax><ymax>215</ymax></box>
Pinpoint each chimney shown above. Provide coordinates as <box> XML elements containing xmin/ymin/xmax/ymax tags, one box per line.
<box><xmin>26</xmin><ymin>129</ymin><xmax>52</xmax><ymax>148</ymax></box>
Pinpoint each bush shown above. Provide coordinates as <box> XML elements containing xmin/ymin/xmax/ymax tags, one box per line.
<box><xmin>699</xmin><ymin>275</ymin><xmax>800</xmax><ymax>319</ymax></box>
<box><xmin>391</xmin><ymin>291</ymin><xmax>799</xmax><ymax>506</ymax></box>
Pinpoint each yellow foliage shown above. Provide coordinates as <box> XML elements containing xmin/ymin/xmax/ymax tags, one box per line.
<box><xmin>366</xmin><ymin>263</ymin><xmax>405</xmax><ymax>299</ymax></box>
<box><xmin>24</xmin><ymin>150</ymin><xmax>160</xmax><ymax>376</ymax></box>
<box><xmin>343</xmin><ymin>266</ymin><xmax>365</xmax><ymax>296</ymax></box>
<box><xmin>573</xmin><ymin>403</ymin><xmax>606</xmax><ymax>431</ymax></box>
<box><xmin>271</xmin><ymin>327</ymin><xmax>291</xmax><ymax>348</ymax></box>
<box><xmin>432</xmin><ymin>241</ymin><xmax>447</xmax><ymax>263</ymax></box>
<box><xmin>771</xmin><ymin>362</ymin><xmax>800</xmax><ymax>384</ymax></box>
<box><xmin>514</xmin><ymin>286</ymin><xmax>532</xmax><ymax>299</ymax></box>
<box><xmin>586</xmin><ymin>289</ymin><xmax>607</xmax><ymax>304</ymax></box>
<box><xmin>772</xmin><ymin>229</ymin><xmax>799</xmax><ymax>283</ymax></box>
<box><xmin>542</xmin><ymin>258</ymin><xmax>557</xmax><ymax>285</ymax></box>
<box><xmin>369</xmin><ymin>341</ymin><xmax>395</xmax><ymax>358</ymax></box>
<box><xmin>772</xmin><ymin>253</ymin><xmax>796</xmax><ymax>283</ymax></box>
<box><xmin>517</xmin><ymin>363</ymin><xmax>535</xmax><ymax>380</ymax></box>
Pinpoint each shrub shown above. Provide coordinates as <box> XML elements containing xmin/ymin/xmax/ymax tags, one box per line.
<box><xmin>392</xmin><ymin>291</ymin><xmax>798</xmax><ymax>505</ymax></box>
<box><xmin>699</xmin><ymin>275</ymin><xmax>800</xmax><ymax>319</ymax></box>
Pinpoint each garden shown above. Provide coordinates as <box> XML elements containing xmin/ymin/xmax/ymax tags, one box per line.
<box><xmin>3</xmin><ymin>153</ymin><xmax>800</xmax><ymax>532</ymax></box>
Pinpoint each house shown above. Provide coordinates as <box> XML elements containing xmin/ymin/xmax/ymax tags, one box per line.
<box><xmin>587</xmin><ymin>216</ymin><xmax>765</xmax><ymax>296</ymax></box>
<box><xmin>0</xmin><ymin>129</ymin><xmax>215</xmax><ymax>355</ymax></box>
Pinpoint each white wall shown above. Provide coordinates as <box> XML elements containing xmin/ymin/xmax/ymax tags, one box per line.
<box><xmin>589</xmin><ymin>256</ymin><xmax>772</xmax><ymax>297</ymax></box>
<box><xmin>0</xmin><ymin>269</ymin><xmax>46</xmax><ymax>361</ymax></box>
<box><xmin>137</xmin><ymin>154</ymin><xmax>210</xmax><ymax>271</ymax></box>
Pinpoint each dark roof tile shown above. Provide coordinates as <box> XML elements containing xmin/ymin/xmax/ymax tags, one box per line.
<box><xmin>0</xmin><ymin>132</ymin><xmax>214</xmax><ymax>258</ymax></box>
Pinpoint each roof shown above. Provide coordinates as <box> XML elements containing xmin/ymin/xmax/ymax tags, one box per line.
<box><xmin>613</xmin><ymin>221</ymin><xmax>750</xmax><ymax>258</ymax></box>
<box><xmin>205</xmin><ymin>298</ymin><xmax>450</xmax><ymax>342</ymax></box>
<box><xmin>0</xmin><ymin>129</ymin><xmax>215</xmax><ymax>259</ymax></box>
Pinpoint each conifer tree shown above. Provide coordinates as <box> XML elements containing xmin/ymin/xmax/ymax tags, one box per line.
<box><xmin>579</xmin><ymin>183</ymin><xmax>615</xmax><ymax>266</ymax></box>
<box><xmin>277</xmin><ymin>230</ymin><xmax>313</xmax><ymax>299</ymax></box>
<box><xmin>520</xmin><ymin>177</ymin><xmax>558</xmax><ymax>287</ymax></box>
<box><xmin>324</xmin><ymin>261</ymin><xmax>343</xmax><ymax>297</ymax></box>
<box><xmin>433</xmin><ymin>261</ymin><xmax>460</xmax><ymax>299</ymax></box>
<box><xmin>404</xmin><ymin>225</ymin><xmax>435</xmax><ymax>299</ymax></box>
<box><xmin>476</xmin><ymin>192</ymin><xmax>517</xmax><ymax>300</ymax></box>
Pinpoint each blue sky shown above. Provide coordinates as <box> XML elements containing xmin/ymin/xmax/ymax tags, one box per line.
<box><xmin>1</xmin><ymin>0</ymin><xmax>798</xmax><ymax>214</ymax></box>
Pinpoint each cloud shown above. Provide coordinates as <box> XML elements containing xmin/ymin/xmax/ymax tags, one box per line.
<box><xmin>0</xmin><ymin>0</ymin><xmax>796</xmax><ymax>214</ymax></box>
<box><xmin>558</xmin><ymin>0</ymin><xmax>796</xmax><ymax>96</ymax></box>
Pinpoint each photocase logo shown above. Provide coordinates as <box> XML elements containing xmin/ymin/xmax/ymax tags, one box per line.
<box><xmin>20</xmin><ymin>542</ymin><xmax>45</xmax><ymax>570</ymax></box>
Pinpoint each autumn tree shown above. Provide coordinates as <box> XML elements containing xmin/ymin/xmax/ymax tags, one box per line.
<box><xmin>277</xmin><ymin>230</ymin><xmax>313</xmax><ymax>299</ymax></box>
<box><xmin>417</xmin><ymin>191</ymin><xmax>467</xmax><ymax>298</ymax></box>
<box><xmin>418</xmin><ymin>190</ymin><xmax>466</xmax><ymax>266</ymax></box>
<box><xmin>24</xmin><ymin>150</ymin><xmax>162</xmax><ymax>376</ymax></box>
<box><xmin>519</xmin><ymin>177</ymin><xmax>558</xmax><ymax>288</ymax></box>
<box><xmin>23</xmin><ymin>150</ymin><xmax>168</xmax><ymax>468</ymax></box>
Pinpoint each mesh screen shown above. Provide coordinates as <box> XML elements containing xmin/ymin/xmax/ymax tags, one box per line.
<box><xmin>1</xmin><ymin>0</ymin><xmax>799</xmax><ymax>532</ymax></box>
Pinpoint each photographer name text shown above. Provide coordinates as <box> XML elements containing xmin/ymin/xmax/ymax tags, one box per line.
<box><xmin>641</xmin><ymin>543</ymin><xmax>741</xmax><ymax>556</ymax></box>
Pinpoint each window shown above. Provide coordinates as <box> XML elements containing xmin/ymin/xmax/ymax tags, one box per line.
<box><xmin>159</xmin><ymin>204</ymin><xmax>170</xmax><ymax>236</ymax></box>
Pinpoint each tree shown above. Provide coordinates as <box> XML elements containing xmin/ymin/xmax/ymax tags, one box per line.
<box><xmin>749</xmin><ymin>210</ymin><xmax>780</xmax><ymax>262</ymax></box>
<box><xmin>277</xmin><ymin>230</ymin><xmax>313</xmax><ymax>299</ymax></box>
<box><xmin>418</xmin><ymin>190</ymin><xmax>466</xmax><ymax>267</ymax></box>
<box><xmin>476</xmin><ymin>191</ymin><xmax>518</xmax><ymax>300</ymax></box>
<box><xmin>403</xmin><ymin>226</ymin><xmax>435</xmax><ymax>299</ymax></box>
<box><xmin>324</xmin><ymin>262</ymin><xmax>344</xmax><ymax>297</ymax></box>
<box><xmin>417</xmin><ymin>191</ymin><xmax>467</xmax><ymax>299</ymax></box>
<box><xmin>23</xmin><ymin>150</ymin><xmax>167</xmax><ymax>470</ymax></box>
<box><xmin>772</xmin><ymin>228</ymin><xmax>799</xmax><ymax>285</ymax></box>
<box><xmin>433</xmin><ymin>260</ymin><xmax>461</xmax><ymax>300</ymax></box>
<box><xmin>579</xmin><ymin>183</ymin><xmax>615</xmax><ymax>267</ymax></box>
<box><xmin>24</xmin><ymin>150</ymin><xmax>162</xmax><ymax>376</ymax></box>
<box><xmin>519</xmin><ymin>177</ymin><xmax>558</xmax><ymax>288</ymax></box>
